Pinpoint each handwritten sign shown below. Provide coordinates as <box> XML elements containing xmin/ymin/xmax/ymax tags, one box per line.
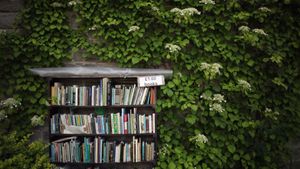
<box><xmin>138</xmin><ymin>75</ymin><xmax>165</xmax><ymax>87</ymax></box>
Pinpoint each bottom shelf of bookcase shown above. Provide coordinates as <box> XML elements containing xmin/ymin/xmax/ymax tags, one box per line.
<box><xmin>51</xmin><ymin>161</ymin><xmax>155</xmax><ymax>169</ymax></box>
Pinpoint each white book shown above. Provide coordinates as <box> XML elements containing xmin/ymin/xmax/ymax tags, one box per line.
<box><xmin>91</xmin><ymin>86</ymin><xmax>95</xmax><ymax>106</ymax></box>
<box><xmin>111</xmin><ymin>114</ymin><xmax>114</xmax><ymax>134</ymax></box>
<box><xmin>61</xmin><ymin>86</ymin><xmax>65</xmax><ymax>105</ymax></box>
<box><xmin>152</xmin><ymin>113</ymin><xmax>155</xmax><ymax>133</ymax></box>
<box><xmin>100</xmin><ymin>138</ymin><xmax>103</xmax><ymax>163</ymax></box>
<box><xmin>132</xmin><ymin>87</ymin><xmax>140</xmax><ymax>105</ymax></box>
<box><xmin>74</xmin><ymin>86</ymin><xmax>79</xmax><ymax>106</ymax></box>
<box><xmin>136</xmin><ymin>88</ymin><xmax>145</xmax><ymax>105</ymax></box>
<box><xmin>140</xmin><ymin>87</ymin><xmax>149</xmax><ymax>105</ymax></box>
<box><xmin>96</xmin><ymin>87</ymin><xmax>99</xmax><ymax>106</ymax></box>
<box><xmin>94</xmin><ymin>137</ymin><xmax>98</xmax><ymax>163</ymax></box>
<box><xmin>133</xmin><ymin>136</ymin><xmax>136</xmax><ymax>162</ymax></box>
<box><xmin>149</xmin><ymin>115</ymin><xmax>152</xmax><ymax>133</ymax></box>
<box><xmin>128</xmin><ymin>85</ymin><xmax>135</xmax><ymax>105</ymax></box>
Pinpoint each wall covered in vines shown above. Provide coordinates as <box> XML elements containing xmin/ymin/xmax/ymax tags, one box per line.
<box><xmin>0</xmin><ymin>0</ymin><xmax>300</xmax><ymax>169</ymax></box>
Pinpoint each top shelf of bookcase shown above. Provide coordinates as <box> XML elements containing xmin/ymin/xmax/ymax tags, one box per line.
<box><xmin>49</xmin><ymin>105</ymin><xmax>156</xmax><ymax>109</ymax></box>
<box><xmin>29</xmin><ymin>66</ymin><xmax>173</xmax><ymax>78</ymax></box>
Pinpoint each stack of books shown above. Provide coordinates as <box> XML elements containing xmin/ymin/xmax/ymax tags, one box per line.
<box><xmin>51</xmin><ymin>137</ymin><xmax>155</xmax><ymax>163</ymax></box>
<box><xmin>51</xmin><ymin>108</ymin><xmax>155</xmax><ymax>135</ymax></box>
<box><xmin>50</xmin><ymin>79</ymin><xmax>156</xmax><ymax>106</ymax></box>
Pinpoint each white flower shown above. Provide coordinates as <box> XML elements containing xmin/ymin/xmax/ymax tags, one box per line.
<box><xmin>88</xmin><ymin>25</ymin><xmax>97</xmax><ymax>31</ymax></box>
<box><xmin>182</xmin><ymin>8</ymin><xmax>201</xmax><ymax>16</ymax></box>
<box><xmin>170</xmin><ymin>7</ymin><xmax>201</xmax><ymax>17</ymax></box>
<box><xmin>0</xmin><ymin>29</ymin><xmax>7</xmax><ymax>34</ymax></box>
<box><xmin>200</xmin><ymin>62</ymin><xmax>223</xmax><ymax>79</ymax></box>
<box><xmin>31</xmin><ymin>115</ymin><xmax>44</xmax><ymax>126</ymax></box>
<box><xmin>212</xmin><ymin>94</ymin><xmax>226</xmax><ymax>103</ymax></box>
<box><xmin>151</xmin><ymin>6</ymin><xmax>159</xmax><ymax>12</ymax></box>
<box><xmin>237</xmin><ymin>79</ymin><xmax>251</xmax><ymax>91</ymax></box>
<box><xmin>252</xmin><ymin>28</ymin><xmax>268</xmax><ymax>36</ymax></box>
<box><xmin>238</xmin><ymin>25</ymin><xmax>250</xmax><ymax>33</ymax></box>
<box><xmin>68</xmin><ymin>1</ymin><xmax>77</xmax><ymax>6</ymax></box>
<box><xmin>51</xmin><ymin>2</ymin><xmax>64</xmax><ymax>7</ymax></box>
<box><xmin>159</xmin><ymin>144</ymin><xmax>170</xmax><ymax>156</ymax></box>
<box><xmin>128</xmin><ymin>26</ymin><xmax>140</xmax><ymax>32</ymax></box>
<box><xmin>189</xmin><ymin>133</ymin><xmax>208</xmax><ymax>147</ymax></box>
<box><xmin>259</xmin><ymin>7</ymin><xmax>271</xmax><ymax>12</ymax></box>
<box><xmin>209</xmin><ymin>103</ymin><xmax>225</xmax><ymax>113</ymax></box>
<box><xmin>199</xmin><ymin>0</ymin><xmax>216</xmax><ymax>5</ymax></box>
<box><xmin>165</xmin><ymin>43</ymin><xmax>181</xmax><ymax>53</ymax></box>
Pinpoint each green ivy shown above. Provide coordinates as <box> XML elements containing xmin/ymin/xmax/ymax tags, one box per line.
<box><xmin>0</xmin><ymin>0</ymin><xmax>300</xmax><ymax>168</ymax></box>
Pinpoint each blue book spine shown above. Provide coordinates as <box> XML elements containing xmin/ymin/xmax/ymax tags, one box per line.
<box><xmin>51</xmin><ymin>144</ymin><xmax>55</xmax><ymax>162</ymax></box>
<box><xmin>100</xmin><ymin>139</ymin><xmax>103</xmax><ymax>163</ymax></box>
<box><xmin>121</xmin><ymin>109</ymin><xmax>124</xmax><ymax>134</ymax></box>
<box><xmin>101</xmin><ymin>116</ymin><xmax>105</xmax><ymax>134</ymax></box>
<box><xmin>99</xmin><ymin>80</ymin><xmax>102</xmax><ymax>106</ymax></box>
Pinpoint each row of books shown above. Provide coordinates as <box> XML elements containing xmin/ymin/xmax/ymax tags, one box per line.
<box><xmin>51</xmin><ymin>109</ymin><xmax>155</xmax><ymax>135</ymax></box>
<box><xmin>51</xmin><ymin>137</ymin><xmax>155</xmax><ymax>163</ymax></box>
<box><xmin>51</xmin><ymin>80</ymin><xmax>156</xmax><ymax>106</ymax></box>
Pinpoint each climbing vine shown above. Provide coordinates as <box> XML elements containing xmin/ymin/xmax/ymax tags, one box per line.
<box><xmin>0</xmin><ymin>0</ymin><xmax>300</xmax><ymax>169</ymax></box>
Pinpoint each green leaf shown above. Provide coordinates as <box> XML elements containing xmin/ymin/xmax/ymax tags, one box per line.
<box><xmin>168</xmin><ymin>162</ymin><xmax>176</xmax><ymax>169</ymax></box>
<box><xmin>131</xmin><ymin>57</ymin><xmax>140</xmax><ymax>64</ymax></box>
<box><xmin>186</xmin><ymin>114</ymin><xmax>197</xmax><ymax>125</ymax></box>
<box><xmin>227</xmin><ymin>145</ymin><xmax>236</xmax><ymax>154</ymax></box>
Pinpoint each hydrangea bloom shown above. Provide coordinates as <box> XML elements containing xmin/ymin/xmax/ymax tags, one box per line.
<box><xmin>128</xmin><ymin>26</ymin><xmax>140</xmax><ymax>32</ymax></box>
<box><xmin>253</xmin><ymin>28</ymin><xmax>268</xmax><ymax>36</ymax></box>
<box><xmin>165</xmin><ymin>43</ymin><xmax>181</xmax><ymax>53</ymax></box>
<box><xmin>199</xmin><ymin>0</ymin><xmax>216</xmax><ymax>5</ymax></box>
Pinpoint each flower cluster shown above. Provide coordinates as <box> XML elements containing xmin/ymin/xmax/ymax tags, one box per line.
<box><xmin>237</xmin><ymin>79</ymin><xmax>251</xmax><ymax>92</ymax></box>
<box><xmin>88</xmin><ymin>25</ymin><xmax>97</xmax><ymax>31</ymax></box>
<box><xmin>201</xmin><ymin>93</ymin><xmax>226</xmax><ymax>113</ymax></box>
<box><xmin>199</xmin><ymin>0</ymin><xmax>216</xmax><ymax>5</ymax></box>
<box><xmin>238</xmin><ymin>25</ymin><xmax>250</xmax><ymax>33</ymax></box>
<box><xmin>1</xmin><ymin>98</ymin><xmax>21</xmax><ymax>109</ymax></box>
<box><xmin>158</xmin><ymin>144</ymin><xmax>170</xmax><ymax>156</ymax></box>
<box><xmin>0</xmin><ymin>29</ymin><xmax>7</xmax><ymax>34</ymax></box>
<box><xmin>31</xmin><ymin>115</ymin><xmax>45</xmax><ymax>127</ymax></box>
<box><xmin>259</xmin><ymin>7</ymin><xmax>272</xmax><ymax>13</ymax></box>
<box><xmin>165</xmin><ymin>43</ymin><xmax>181</xmax><ymax>53</ymax></box>
<box><xmin>209</xmin><ymin>103</ymin><xmax>225</xmax><ymax>113</ymax></box>
<box><xmin>238</xmin><ymin>26</ymin><xmax>268</xmax><ymax>36</ymax></box>
<box><xmin>170</xmin><ymin>7</ymin><xmax>201</xmax><ymax>17</ymax></box>
<box><xmin>151</xmin><ymin>6</ymin><xmax>159</xmax><ymax>12</ymax></box>
<box><xmin>50</xmin><ymin>2</ymin><xmax>64</xmax><ymax>8</ymax></box>
<box><xmin>128</xmin><ymin>26</ymin><xmax>140</xmax><ymax>32</ymax></box>
<box><xmin>199</xmin><ymin>62</ymin><xmax>223</xmax><ymax>80</ymax></box>
<box><xmin>252</xmin><ymin>28</ymin><xmax>268</xmax><ymax>36</ymax></box>
<box><xmin>189</xmin><ymin>133</ymin><xmax>208</xmax><ymax>148</ymax></box>
<box><xmin>0</xmin><ymin>110</ymin><xmax>7</xmax><ymax>120</ymax></box>
<box><xmin>263</xmin><ymin>108</ymin><xmax>280</xmax><ymax>120</ymax></box>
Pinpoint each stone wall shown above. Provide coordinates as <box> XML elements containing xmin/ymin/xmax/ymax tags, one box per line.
<box><xmin>0</xmin><ymin>0</ymin><xmax>24</xmax><ymax>31</ymax></box>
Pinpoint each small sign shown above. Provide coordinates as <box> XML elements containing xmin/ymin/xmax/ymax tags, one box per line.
<box><xmin>138</xmin><ymin>75</ymin><xmax>165</xmax><ymax>87</ymax></box>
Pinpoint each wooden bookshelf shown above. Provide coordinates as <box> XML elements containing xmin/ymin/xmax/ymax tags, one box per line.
<box><xmin>48</xmin><ymin>77</ymin><xmax>158</xmax><ymax>169</ymax></box>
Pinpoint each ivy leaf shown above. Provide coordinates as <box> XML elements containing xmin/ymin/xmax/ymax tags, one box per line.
<box><xmin>168</xmin><ymin>162</ymin><xmax>176</xmax><ymax>169</ymax></box>
<box><xmin>131</xmin><ymin>57</ymin><xmax>140</xmax><ymax>64</ymax></box>
<box><xmin>227</xmin><ymin>145</ymin><xmax>236</xmax><ymax>154</ymax></box>
<box><xmin>186</xmin><ymin>114</ymin><xmax>197</xmax><ymax>125</ymax></box>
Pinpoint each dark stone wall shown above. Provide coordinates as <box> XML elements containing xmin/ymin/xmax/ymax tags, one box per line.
<box><xmin>0</xmin><ymin>0</ymin><xmax>24</xmax><ymax>31</ymax></box>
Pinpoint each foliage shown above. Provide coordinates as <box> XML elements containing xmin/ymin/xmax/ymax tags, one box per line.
<box><xmin>0</xmin><ymin>98</ymin><xmax>51</xmax><ymax>169</ymax></box>
<box><xmin>0</xmin><ymin>0</ymin><xmax>300</xmax><ymax>169</ymax></box>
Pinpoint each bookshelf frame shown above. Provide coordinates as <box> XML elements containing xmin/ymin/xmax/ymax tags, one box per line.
<box><xmin>47</xmin><ymin>77</ymin><xmax>158</xmax><ymax>169</ymax></box>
